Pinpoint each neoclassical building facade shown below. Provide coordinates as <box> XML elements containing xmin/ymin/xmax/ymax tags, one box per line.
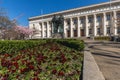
<box><xmin>29</xmin><ymin>0</ymin><xmax>120</xmax><ymax>39</ymax></box>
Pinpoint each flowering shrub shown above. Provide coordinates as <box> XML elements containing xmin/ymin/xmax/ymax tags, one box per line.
<box><xmin>14</xmin><ymin>26</ymin><xmax>33</xmax><ymax>39</ymax></box>
<box><xmin>14</xmin><ymin>26</ymin><xmax>33</xmax><ymax>35</ymax></box>
<box><xmin>0</xmin><ymin>40</ymin><xmax>83</xmax><ymax>80</ymax></box>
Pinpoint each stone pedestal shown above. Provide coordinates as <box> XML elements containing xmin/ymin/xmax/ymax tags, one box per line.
<box><xmin>52</xmin><ymin>33</ymin><xmax>64</xmax><ymax>39</ymax></box>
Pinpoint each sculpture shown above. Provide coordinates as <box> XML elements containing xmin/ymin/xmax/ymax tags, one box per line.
<box><xmin>51</xmin><ymin>15</ymin><xmax>64</xmax><ymax>34</ymax></box>
<box><xmin>58</xmin><ymin>15</ymin><xmax>64</xmax><ymax>33</ymax></box>
<box><xmin>52</xmin><ymin>15</ymin><xmax>58</xmax><ymax>33</ymax></box>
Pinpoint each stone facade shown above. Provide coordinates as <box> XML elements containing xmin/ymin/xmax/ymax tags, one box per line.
<box><xmin>29</xmin><ymin>0</ymin><xmax>120</xmax><ymax>39</ymax></box>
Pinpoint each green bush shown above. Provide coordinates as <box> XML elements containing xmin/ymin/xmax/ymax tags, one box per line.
<box><xmin>0</xmin><ymin>40</ymin><xmax>46</xmax><ymax>54</ymax></box>
<box><xmin>0</xmin><ymin>39</ymin><xmax>84</xmax><ymax>54</ymax></box>
<box><xmin>55</xmin><ymin>39</ymin><xmax>85</xmax><ymax>51</ymax></box>
<box><xmin>94</xmin><ymin>36</ymin><xmax>110</xmax><ymax>41</ymax></box>
<box><xmin>30</xmin><ymin>39</ymin><xmax>85</xmax><ymax>51</ymax></box>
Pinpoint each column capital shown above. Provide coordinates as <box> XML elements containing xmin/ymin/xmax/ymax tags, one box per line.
<box><xmin>113</xmin><ymin>10</ymin><xmax>116</xmax><ymax>12</ymax></box>
<box><xmin>85</xmin><ymin>15</ymin><xmax>88</xmax><ymax>18</ymax></box>
<box><xmin>113</xmin><ymin>10</ymin><xmax>117</xmax><ymax>15</ymax></box>
<box><xmin>103</xmin><ymin>12</ymin><xmax>106</xmax><ymax>16</ymax></box>
<box><xmin>93</xmin><ymin>14</ymin><xmax>97</xmax><ymax>16</ymax></box>
<box><xmin>46</xmin><ymin>21</ymin><xmax>49</xmax><ymax>23</ymax></box>
<box><xmin>70</xmin><ymin>17</ymin><xmax>73</xmax><ymax>20</ymax></box>
<box><xmin>77</xmin><ymin>16</ymin><xmax>80</xmax><ymax>18</ymax></box>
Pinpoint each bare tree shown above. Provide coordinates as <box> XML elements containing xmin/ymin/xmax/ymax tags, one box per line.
<box><xmin>0</xmin><ymin>8</ymin><xmax>16</xmax><ymax>40</ymax></box>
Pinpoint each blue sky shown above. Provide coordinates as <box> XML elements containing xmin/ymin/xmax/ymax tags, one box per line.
<box><xmin>0</xmin><ymin>0</ymin><xmax>109</xmax><ymax>26</ymax></box>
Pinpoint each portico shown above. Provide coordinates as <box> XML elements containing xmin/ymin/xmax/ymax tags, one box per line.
<box><xmin>29</xmin><ymin>0</ymin><xmax>120</xmax><ymax>39</ymax></box>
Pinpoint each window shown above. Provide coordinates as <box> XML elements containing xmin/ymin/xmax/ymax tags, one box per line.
<box><xmin>97</xmin><ymin>16</ymin><xmax>101</xmax><ymax>22</ymax></box>
<box><xmin>107</xmin><ymin>27</ymin><xmax>110</xmax><ymax>34</ymax></box>
<box><xmin>117</xmin><ymin>12</ymin><xmax>120</xmax><ymax>18</ymax></box>
<box><xmin>49</xmin><ymin>21</ymin><xmax>52</xmax><ymax>28</ymax></box>
<box><xmin>81</xmin><ymin>18</ymin><xmax>84</xmax><ymax>24</ymax></box>
<box><xmin>39</xmin><ymin>23</ymin><xmax>42</xmax><ymax>29</ymax></box>
<box><xmin>106</xmin><ymin>14</ymin><xmax>110</xmax><ymax>21</ymax></box>
<box><xmin>40</xmin><ymin>31</ymin><xmax>42</xmax><ymax>37</ymax></box>
<box><xmin>97</xmin><ymin>28</ymin><xmax>100</xmax><ymax>35</ymax></box>
<box><xmin>44</xmin><ymin>23</ymin><xmax>47</xmax><ymax>29</ymax></box>
<box><xmin>73</xmin><ymin>19</ymin><xmax>77</xmax><ymax>25</ymax></box>
<box><xmin>68</xmin><ymin>26</ymin><xmax>70</xmax><ymax>30</ymax></box>
<box><xmin>32</xmin><ymin>24</ymin><xmax>36</xmax><ymax>30</ymax></box>
<box><xmin>49</xmin><ymin>30</ymin><xmax>52</xmax><ymax>37</ymax></box>
<box><xmin>45</xmin><ymin>31</ymin><xmax>47</xmax><ymax>37</ymax></box>
<box><xmin>89</xmin><ymin>28</ymin><xmax>92</xmax><ymax>34</ymax></box>
<box><xmin>88</xmin><ymin>17</ymin><xmax>93</xmax><ymax>23</ymax></box>
<box><xmin>67</xmin><ymin>20</ymin><xmax>70</xmax><ymax>25</ymax></box>
<box><xmin>117</xmin><ymin>27</ymin><xmax>120</xmax><ymax>34</ymax></box>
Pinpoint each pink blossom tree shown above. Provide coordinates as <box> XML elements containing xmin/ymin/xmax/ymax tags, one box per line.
<box><xmin>14</xmin><ymin>26</ymin><xmax>33</xmax><ymax>39</ymax></box>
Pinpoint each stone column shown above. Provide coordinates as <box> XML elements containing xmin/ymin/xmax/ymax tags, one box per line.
<box><xmin>49</xmin><ymin>22</ymin><xmax>52</xmax><ymax>37</ymax></box>
<box><xmin>46</xmin><ymin>21</ymin><xmax>49</xmax><ymax>38</ymax></box>
<box><xmin>70</xmin><ymin>18</ymin><xmax>73</xmax><ymax>38</ymax></box>
<box><xmin>103</xmin><ymin>12</ymin><xmax>107</xmax><ymax>36</ymax></box>
<box><xmin>63</xmin><ymin>19</ymin><xmax>66</xmax><ymax>38</ymax></box>
<box><xmin>113</xmin><ymin>11</ymin><xmax>117</xmax><ymax>35</ymax></box>
<box><xmin>85</xmin><ymin>16</ymin><xmax>89</xmax><ymax>37</ymax></box>
<box><xmin>77</xmin><ymin>17</ymin><xmax>80</xmax><ymax>37</ymax></box>
<box><xmin>42</xmin><ymin>22</ymin><xmax>44</xmax><ymax>38</ymax></box>
<box><xmin>93</xmin><ymin>14</ymin><xmax>97</xmax><ymax>36</ymax></box>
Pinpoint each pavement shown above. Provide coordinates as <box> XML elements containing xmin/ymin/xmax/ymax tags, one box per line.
<box><xmin>83</xmin><ymin>47</ymin><xmax>105</xmax><ymax>80</ymax></box>
<box><xmin>85</xmin><ymin>39</ymin><xmax>120</xmax><ymax>80</ymax></box>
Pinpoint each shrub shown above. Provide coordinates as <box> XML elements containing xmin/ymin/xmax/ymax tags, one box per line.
<box><xmin>94</xmin><ymin>36</ymin><xmax>110</xmax><ymax>41</ymax></box>
<box><xmin>0</xmin><ymin>40</ymin><xmax>46</xmax><ymax>54</ymax></box>
<box><xmin>0</xmin><ymin>39</ymin><xmax>84</xmax><ymax>54</ymax></box>
<box><xmin>55</xmin><ymin>39</ymin><xmax>85</xmax><ymax>51</ymax></box>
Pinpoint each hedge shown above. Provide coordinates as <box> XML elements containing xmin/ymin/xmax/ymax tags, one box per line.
<box><xmin>94</xmin><ymin>36</ymin><xmax>110</xmax><ymax>41</ymax></box>
<box><xmin>54</xmin><ymin>39</ymin><xmax>84</xmax><ymax>51</ymax></box>
<box><xmin>0</xmin><ymin>39</ymin><xmax>84</xmax><ymax>54</ymax></box>
<box><xmin>0</xmin><ymin>40</ymin><xmax>46</xmax><ymax>54</ymax></box>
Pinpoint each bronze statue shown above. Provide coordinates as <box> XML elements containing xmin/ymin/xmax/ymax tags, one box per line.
<box><xmin>58</xmin><ymin>15</ymin><xmax>64</xmax><ymax>33</ymax></box>
<box><xmin>51</xmin><ymin>15</ymin><xmax>64</xmax><ymax>34</ymax></box>
<box><xmin>52</xmin><ymin>15</ymin><xmax>58</xmax><ymax>33</ymax></box>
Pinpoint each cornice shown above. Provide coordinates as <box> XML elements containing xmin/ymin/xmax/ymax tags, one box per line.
<box><xmin>29</xmin><ymin>0</ymin><xmax>120</xmax><ymax>21</ymax></box>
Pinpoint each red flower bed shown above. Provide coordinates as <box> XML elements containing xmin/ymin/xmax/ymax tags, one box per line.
<box><xmin>0</xmin><ymin>42</ymin><xmax>83</xmax><ymax>80</ymax></box>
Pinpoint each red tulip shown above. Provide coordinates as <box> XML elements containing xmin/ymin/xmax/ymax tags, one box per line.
<box><xmin>52</xmin><ymin>69</ymin><xmax>57</xmax><ymax>74</ymax></box>
<box><xmin>13</xmin><ymin>62</ymin><xmax>19</xmax><ymax>69</ymax></box>
<box><xmin>1</xmin><ymin>77</ymin><xmax>8</xmax><ymax>80</ymax></box>
<box><xmin>4</xmin><ymin>53</ymin><xmax>10</xmax><ymax>57</ymax></box>
<box><xmin>32</xmin><ymin>77</ymin><xmax>40</xmax><ymax>80</ymax></box>
<box><xmin>29</xmin><ymin>65</ymin><xmax>34</xmax><ymax>70</ymax></box>
<box><xmin>58</xmin><ymin>71</ymin><xmax>64</xmax><ymax>76</ymax></box>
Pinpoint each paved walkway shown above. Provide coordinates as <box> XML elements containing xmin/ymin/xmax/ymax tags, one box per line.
<box><xmin>85</xmin><ymin>40</ymin><xmax>120</xmax><ymax>80</ymax></box>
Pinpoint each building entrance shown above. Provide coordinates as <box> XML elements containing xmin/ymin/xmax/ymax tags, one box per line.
<box><xmin>74</xmin><ymin>29</ymin><xmax>77</xmax><ymax>37</ymax></box>
<box><xmin>67</xmin><ymin>30</ymin><xmax>70</xmax><ymax>37</ymax></box>
<box><xmin>81</xmin><ymin>29</ymin><xmax>85</xmax><ymax>36</ymax></box>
